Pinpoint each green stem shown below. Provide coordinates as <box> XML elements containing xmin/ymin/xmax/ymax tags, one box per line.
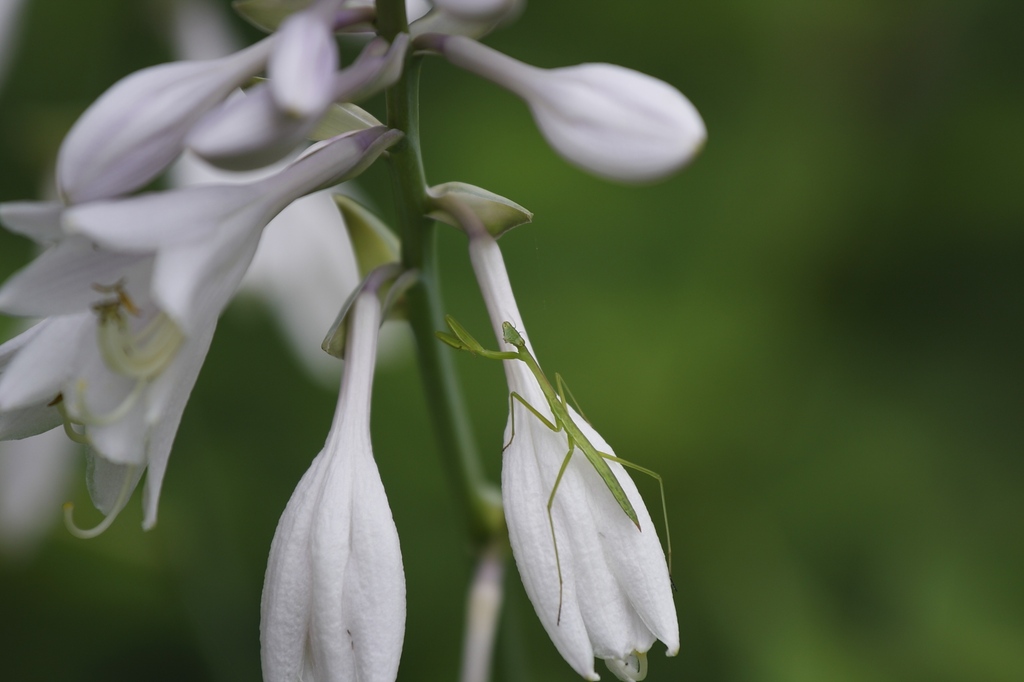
<box><xmin>379</xmin><ymin>3</ymin><xmax>504</xmax><ymax>548</ymax></box>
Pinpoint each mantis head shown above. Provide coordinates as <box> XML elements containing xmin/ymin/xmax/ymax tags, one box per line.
<box><xmin>501</xmin><ymin>322</ymin><xmax>526</xmax><ymax>349</ymax></box>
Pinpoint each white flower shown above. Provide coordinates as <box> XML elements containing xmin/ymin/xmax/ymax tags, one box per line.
<box><xmin>56</xmin><ymin>38</ymin><xmax>275</xmax><ymax>204</ymax></box>
<box><xmin>261</xmin><ymin>283</ymin><xmax>405</xmax><ymax>682</ymax></box>
<box><xmin>0</xmin><ymin>128</ymin><xmax>400</xmax><ymax>529</ymax></box>
<box><xmin>63</xmin><ymin>127</ymin><xmax>399</xmax><ymax>333</ymax></box>
<box><xmin>435</xmin><ymin>35</ymin><xmax>706</xmax><ymax>183</ymax></box>
<box><xmin>467</xmin><ymin>231</ymin><xmax>678</xmax><ymax>680</ymax></box>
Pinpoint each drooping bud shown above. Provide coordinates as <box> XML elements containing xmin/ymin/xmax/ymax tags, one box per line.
<box><xmin>432</xmin><ymin>35</ymin><xmax>706</xmax><ymax>183</ymax></box>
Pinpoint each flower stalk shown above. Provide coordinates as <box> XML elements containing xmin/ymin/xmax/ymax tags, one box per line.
<box><xmin>379</xmin><ymin>0</ymin><xmax>504</xmax><ymax>549</ymax></box>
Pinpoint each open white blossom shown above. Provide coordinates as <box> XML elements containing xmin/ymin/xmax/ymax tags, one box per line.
<box><xmin>0</xmin><ymin>128</ymin><xmax>400</xmax><ymax>529</ymax></box>
<box><xmin>261</xmin><ymin>283</ymin><xmax>405</xmax><ymax>682</ymax></box>
<box><xmin>468</xmin><ymin>230</ymin><xmax>679</xmax><ymax>680</ymax></box>
<box><xmin>435</xmin><ymin>35</ymin><xmax>706</xmax><ymax>183</ymax></box>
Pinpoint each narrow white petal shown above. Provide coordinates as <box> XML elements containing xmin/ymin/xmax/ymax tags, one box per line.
<box><xmin>261</xmin><ymin>450</ymin><xmax>327</xmax><ymax>682</ymax></box>
<box><xmin>0</xmin><ymin>314</ymin><xmax>91</xmax><ymax>410</ymax></box>
<box><xmin>0</xmin><ymin>201</ymin><xmax>64</xmax><ymax>245</ymax></box>
<box><xmin>64</xmin><ymin>186</ymin><xmax>258</xmax><ymax>252</ymax></box>
<box><xmin>140</xmin><ymin>314</ymin><xmax>218</xmax><ymax>530</ymax></box>
<box><xmin>0</xmin><ymin>404</ymin><xmax>62</xmax><ymax>441</ymax></box>
<box><xmin>0</xmin><ymin>237</ymin><xmax>147</xmax><ymax>317</ymax></box>
<box><xmin>502</xmin><ymin>420</ymin><xmax>598</xmax><ymax>680</ymax></box>
<box><xmin>85</xmin><ymin>451</ymin><xmax>144</xmax><ymax>516</ymax></box>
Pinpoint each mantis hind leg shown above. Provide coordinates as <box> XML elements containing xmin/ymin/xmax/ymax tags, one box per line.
<box><xmin>503</xmin><ymin>391</ymin><xmax>561</xmax><ymax>452</ymax></box>
<box><xmin>596</xmin><ymin>452</ymin><xmax>673</xmax><ymax>577</ymax></box>
<box><xmin>546</xmin><ymin>440</ymin><xmax>576</xmax><ymax>626</ymax></box>
<box><xmin>554</xmin><ymin>373</ymin><xmax>590</xmax><ymax>425</ymax></box>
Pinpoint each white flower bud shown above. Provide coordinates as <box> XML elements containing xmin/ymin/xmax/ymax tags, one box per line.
<box><xmin>467</xmin><ymin>231</ymin><xmax>679</xmax><ymax>679</ymax></box>
<box><xmin>438</xmin><ymin>35</ymin><xmax>706</xmax><ymax>183</ymax></box>
<box><xmin>261</xmin><ymin>288</ymin><xmax>405</xmax><ymax>682</ymax></box>
<box><xmin>56</xmin><ymin>39</ymin><xmax>274</xmax><ymax>203</ymax></box>
<box><xmin>267</xmin><ymin>0</ymin><xmax>344</xmax><ymax>117</ymax></box>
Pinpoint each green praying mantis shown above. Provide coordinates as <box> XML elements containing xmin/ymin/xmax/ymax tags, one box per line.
<box><xmin>436</xmin><ymin>315</ymin><xmax>671</xmax><ymax>622</ymax></box>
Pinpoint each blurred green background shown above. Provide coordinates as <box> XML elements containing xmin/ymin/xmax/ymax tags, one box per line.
<box><xmin>1</xmin><ymin>0</ymin><xmax>1022</xmax><ymax>680</ymax></box>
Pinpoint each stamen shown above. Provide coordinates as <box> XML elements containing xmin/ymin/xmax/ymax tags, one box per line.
<box><xmin>63</xmin><ymin>464</ymin><xmax>137</xmax><ymax>539</ymax></box>
<box><xmin>55</xmin><ymin>397</ymin><xmax>90</xmax><ymax>444</ymax></box>
<box><xmin>70</xmin><ymin>378</ymin><xmax>145</xmax><ymax>427</ymax></box>
<box><xmin>96</xmin><ymin>309</ymin><xmax>184</xmax><ymax>379</ymax></box>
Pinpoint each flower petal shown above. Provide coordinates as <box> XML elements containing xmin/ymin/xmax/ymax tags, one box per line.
<box><xmin>140</xmin><ymin>319</ymin><xmax>218</xmax><ymax>530</ymax></box>
<box><xmin>57</xmin><ymin>39</ymin><xmax>274</xmax><ymax>203</ymax></box>
<box><xmin>0</xmin><ymin>237</ymin><xmax>149</xmax><ymax>317</ymax></box>
<box><xmin>188</xmin><ymin>84</ymin><xmax>319</xmax><ymax>171</ymax></box>
<box><xmin>268</xmin><ymin>2</ymin><xmax>341</xmax><ymax>117</ymax></box>
<box><xmin>0</xmin><ymin>314</ymin><xmax>91</xmax><ymax>411</ymax></box>
<box><xmin>0</xmin><ymin>201</ymin><xmax>64</xmax><ymax>245</ymax></box>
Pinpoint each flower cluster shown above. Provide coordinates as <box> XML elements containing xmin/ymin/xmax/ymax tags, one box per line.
<box><xmin>0</xmin><ymin>0</ymin><xmax>704</xmax><ymax>680</ymax></box>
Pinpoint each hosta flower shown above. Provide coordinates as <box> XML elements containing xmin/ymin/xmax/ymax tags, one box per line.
<box><xmin>467</xmin><ymin>230</ymin><xmax>678</xmax><ymax>680</ymax></box>
<box><xmin>0</xmin><ymin>128</ymin><xmax>401</xmax><ymax>529</ymax></box>
<box><xmin>261</xmin><ymin>279</ymin><xmax>405</xmax><ymax>682</ymax></box>
<box><xmin>431</xmin><ymin>35</ymin><xmax>706</xmax><ymax>183</ymax></box>
<box><xmin>56</xmin><ymin>37</ymin><xmax>275</xmax><ymax>203</ymax></box>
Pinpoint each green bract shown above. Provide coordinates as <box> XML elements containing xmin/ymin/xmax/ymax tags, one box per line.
<box><xmin>428</xmin><ymin>181</ymin><xmax>533</xmax><ymax>238</ymax></box>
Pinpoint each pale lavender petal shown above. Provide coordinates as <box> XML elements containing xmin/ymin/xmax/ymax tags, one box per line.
<box><xmin>57</xmin><ymin>38</ymin><xmax>274</xmax><ymax>203</ymax></box>
<box><xmin>188</xmin><ymin>84</ymin><xmax>320</xmax><ymax>170</ymax></box>
<box><xmin>0</xmin><ymin>201</ymin><xmax>65</xmax><ymax>245</ymax></box>
<box><xmin>0</xmin><ymin>314</ymin><xmax>91</xmax><ymax>410</ymax></box>
<box><xmin>141</xmin><ymin>319</ymin><xmax>217</xmax><ymax>529</ymax></box>
<box><xmin>268</xmin><ymin>3</ymin><xmax>341</xmax><ymax>117</ymax></box>
<box><xmin>0</xmin><ymin>236</ymin><xmax>149</xmax><ymax>317</ymax></box>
